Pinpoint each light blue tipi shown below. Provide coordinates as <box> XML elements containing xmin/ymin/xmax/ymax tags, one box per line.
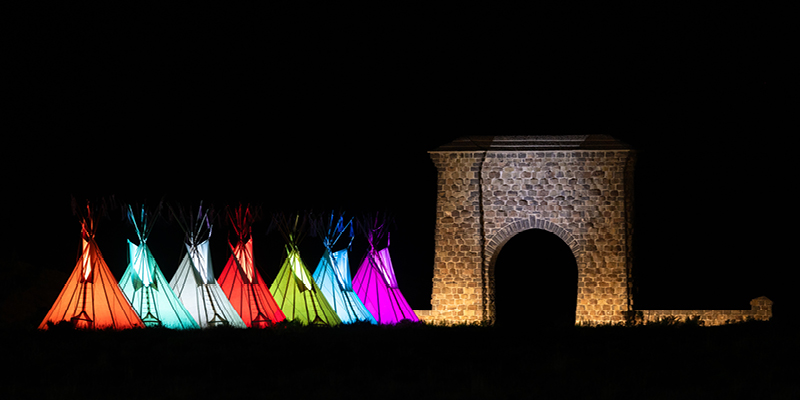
<box><xmin>312</xmin><ymin>212</ymin><xmax>376</xmax><ymax>324</ymax></box>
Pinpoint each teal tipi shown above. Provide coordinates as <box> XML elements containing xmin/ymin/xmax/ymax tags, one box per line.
<box><xmin>119</xmin><ymin>204</ymin><xmax>199</xmax><ymax>329</ymax></box>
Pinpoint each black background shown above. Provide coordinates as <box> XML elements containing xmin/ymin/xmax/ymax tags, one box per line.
<box><xmin>3</xmin><ymin>4</ymin><xmax>794</xmax><ymax>326</ymax></box>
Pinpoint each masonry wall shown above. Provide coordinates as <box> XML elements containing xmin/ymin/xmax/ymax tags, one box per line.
<box><xmin>428</xmin><ymin>152</ymin><xmax>486</xmax><ymax>323</ymax></box>
<box><xmin>639</xmin><ymin>297</ymin><xmax>773</xmax><ymax>326</ymax></box>
<box><xmin>427</xmin><ymin>150</ymin><xmax>636</xmax><ymax>325</ymax></box>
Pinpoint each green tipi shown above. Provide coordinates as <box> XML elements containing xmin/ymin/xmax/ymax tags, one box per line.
<box><xmin>269</xmin><ymin>214</ymin><xmax>341</xmax><ymax>326</ymax></box>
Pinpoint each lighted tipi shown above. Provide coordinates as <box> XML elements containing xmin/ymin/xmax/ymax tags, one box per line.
<box><xmin>118</xmin><ymin>204</ymin><xmax>199</xmax><ymax>329</ymax></box>
<box><xmin>217</xmin><ymin>205</ymin><xmax>285</xmax><ymax>328</ymax></box>
<box><xmin>352</xmin><ymin>216</ymin><xmax>418</xmax><ymax>324</ymax></box>
<box><xmin>169</xmin><ymin>203</ymin><xmax>246</xmax><ymax>328</ymax></box>
<box><xmin>39</xmin><ymin>202</ymin><xmax>144</xmax><ymax>330</ymax></box>
<box><xmin>311</xmin><ymin>212</ymin><xmax>376</xmax><ymax>324</ymax></box>
<box><xmin>269</xmin><ymin>214</ymin><xmax>341</xmax><ymax>326</ymax></box>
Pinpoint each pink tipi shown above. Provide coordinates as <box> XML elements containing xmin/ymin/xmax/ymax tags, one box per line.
<box><xmin>352</xmin><ymin>216</ymin><xmax>418</xmax><ymax>324</ymax></box>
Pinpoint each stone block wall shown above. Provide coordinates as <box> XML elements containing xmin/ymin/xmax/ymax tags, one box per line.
<box><xmin>427</xmin><ymin>146</ymin><xmax>636</xmax><ymax>325</ymax></box>
<box><xmin>428</xmin><ymin>152</ymin><xmax>486</xmax><ymax>324</ymax></box>
<box><xmin>639</xmin><ymin>297</ymin><xmax>773</xmax><ymax>326</ymax></box>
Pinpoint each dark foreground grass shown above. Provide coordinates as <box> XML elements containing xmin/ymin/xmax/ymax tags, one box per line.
<box><xmin>1</xmin><ymin>320</ymin><xmax>797</xmax><ymax>400</ymax></box>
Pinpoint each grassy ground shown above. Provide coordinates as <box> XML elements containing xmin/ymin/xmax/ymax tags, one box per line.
<box><xmin>1</xmin><ymin>320</ymin><xmax>797</xmax><ymax>400</ymax></box>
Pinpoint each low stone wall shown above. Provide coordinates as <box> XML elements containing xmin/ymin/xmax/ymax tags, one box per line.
<box><xmin>638</xmin><ymin>296</ymin><xmax>773</xmax><ymax>326</ymax></box>
<box><xmin>413</xmin><ymin>310</ymin><xmax>435</xmax><ymax>323</ymax></box>
<box><xmin>414</xmin><ymin>297</ymin><xmax>773</xmax><ymax>326</ymax></box>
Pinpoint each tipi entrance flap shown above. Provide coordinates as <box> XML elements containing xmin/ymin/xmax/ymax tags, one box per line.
<box><xmin>127</xmin><ymin>240</ymin><xmax>156</xmax><ymax>289</ymax></box>
<box><xmin>186</xmin><ymin>239</ymin><xmax>211</xmax><ymax>284</ymax></box>
<box><xmin>79</xmin><ymin>238</ymin><xmax>93</xmax><ymax>282</ymax></box>
<box><xmin>330</xmin><ymin>249</ymin><xmax>351</xmax><ymax>291</ymax></box>
<box><xmin>289</xmin><ymin>250</ymin><xmax>315</xmax><ymax>292</ymax></box>
<box><xmin>229</xmin><ymin>238</ymin><xmax>256</xmax><ymax>284</ymax></box>
<box><xmin>375</xmin><ymin>248</ymin><xmax>399</xmax><ymax>288</ymax></box>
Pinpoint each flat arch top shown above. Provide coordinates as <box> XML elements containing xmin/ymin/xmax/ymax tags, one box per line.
<box><xmin>431</xmin><ymin>135</ymin><xmax>631</xmax><ymax>152</ymax></box>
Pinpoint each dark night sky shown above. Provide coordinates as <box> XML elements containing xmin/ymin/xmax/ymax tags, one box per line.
<box><xmin>4</xmin><ymin>4</ymin><xmax>794</xmax><ymax>325</ymax></box>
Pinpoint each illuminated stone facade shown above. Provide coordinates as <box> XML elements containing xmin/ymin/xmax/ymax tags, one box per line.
<box><xmin>422</xmin><ymin>136</ymin><xmax>636</xmax><ymax>325</ymax></box>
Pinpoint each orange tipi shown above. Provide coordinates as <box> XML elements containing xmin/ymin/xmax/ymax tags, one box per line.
<box><xmin>39</xmin><ymin>204</ymin><xmax>144</xmax><ymax>330</ymax></box>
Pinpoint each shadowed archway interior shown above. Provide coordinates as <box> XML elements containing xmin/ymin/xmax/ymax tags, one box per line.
<box><xmin>494</xmin><ymin>229</ymin><xmax>578</xmax><ymax>328</ymax></box>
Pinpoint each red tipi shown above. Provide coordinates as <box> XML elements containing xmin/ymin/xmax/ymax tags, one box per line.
<box><xmin>218</xmin><ymin>205</ymin><xmax>285</xmax><ymax>328</ymax></box>
<box><xmin>39</xmin><ymin>203</ymin><xmax>145</xmax><ymax>330</ymax></box>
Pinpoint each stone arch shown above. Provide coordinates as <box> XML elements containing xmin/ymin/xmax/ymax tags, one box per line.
<box><xmin>484</xmin><ymin>216</ymin><xmax>582</xmax><ymax>324</ymax></box>
<box><xmin>427</xmin><ymin>135</ymin><xmax>636</xmax><ymax>325</ymax></box>
<box><xmin>485</xmin><ymin>215</ymin><xmax>582</xmax><ymax>268</ymax></box>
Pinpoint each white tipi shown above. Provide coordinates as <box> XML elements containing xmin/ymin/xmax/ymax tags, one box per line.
<box><xmin>169</xmin><ymin>203</ymin><xmax>246</xmax><ymax>328</ymax></box>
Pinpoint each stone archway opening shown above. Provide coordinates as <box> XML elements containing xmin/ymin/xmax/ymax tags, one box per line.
<box><xmin>493</xmin><ymin>229</ymin><xmax>578</xmax><ymax>329</ymax></box>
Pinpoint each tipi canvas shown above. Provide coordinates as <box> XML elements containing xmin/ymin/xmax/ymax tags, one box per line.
<box><xmin>352</xmin><ymin>218</ymin><xmax>418</xmax><ymax>324</ymax></box>
<box><xmin>270</xmin><ymin>214</ymin><xmax>341</xmax><ymax>326</ymax></box>
<box><xmin>311</xmin><ymin>213</ymin><xmax>375</xmax><ymax>324</ymax></box>
<box><xmin>119</xmin><ymin>204</ymin><xmax>199</xmax><ymax>329</ymax></box>
<box><xmin>169</xmin><ymin>204</ymin><xmax>246</xmax><ymax>328</ymax></box>
<box><xmin>217</xmin><ymin>205</ymin><xmax>285</xmax><ymax>328</ymax></box>
<box><xmin>39</xmin><ymin>203</ymin><xmax>144</xmax><ymax>330</ymax></box>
